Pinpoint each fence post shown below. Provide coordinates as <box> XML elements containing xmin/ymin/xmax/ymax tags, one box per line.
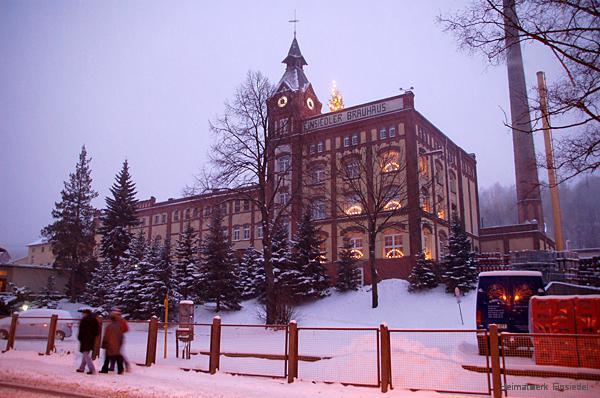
<box><xmin>4</xmin><ymin>313</ymin><xmax>18</xmax><ymax>352</ymax></box>
<box><xmin>489</xmin><ymin>324</ymin><xmax>503</xmax><ymax>398</ymax></box>
<box><xmin>45</xmin><ymin>314</ymin><xmax>58</xmax><ymax>355</ymax></box>
<box><xmin>93</xmin><ymin>316</ymin><xmax>103</xmax><ymax>360</ymax></box>
<box><xmin>145</xmin><ymin>316</ymin><xmax>159</xmax><ymax>366</ymax></box>
<box><xmin>209</xmin><ymin>316</ymin><xmax>221</xmax><ymax>374</ymax></box>
<box><xmin>287</xmin><ymin>320</ymin><xmax>298</xmax><ymax>383</ymax></box>
<box><xmin>380</xmin><ymin>323</ymin><xmax>392</xmax><ymax>393</ymax></box>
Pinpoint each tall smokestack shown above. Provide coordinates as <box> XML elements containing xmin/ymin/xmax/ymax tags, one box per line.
<box><xmin>503</xmin><ymin>0</ymin><xmax>544</xmax><ymax>228</ymax></box>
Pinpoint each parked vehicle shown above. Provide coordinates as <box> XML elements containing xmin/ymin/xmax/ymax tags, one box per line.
<box><xmin>475</xmin><ymin>271</ymin><xmax>545</xmax><ymax>355</ymax></box>
<box><xmin>0</xmin><ymin>308</ymin><xmax>75</xmax><ymax>340</ymax></box>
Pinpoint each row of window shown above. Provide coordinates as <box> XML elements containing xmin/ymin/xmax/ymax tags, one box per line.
<box><xmin>309</xmin><ymin>141</ymin><xmax>325</xmax><ymax>154</ymax></box>
<box><xmin>342</xmin><ymin>133</ymin><xmax>360</xmax><ymax>147</ymax></box>
<box><xmin>378</xmin><ymin>126</ymin><xmax>397</xmax><ymax>140</ymax></box>
<box><xmin>346</xmin><ymin>233</ymin><xmax>404</xmax><ymax>259</ymax></box>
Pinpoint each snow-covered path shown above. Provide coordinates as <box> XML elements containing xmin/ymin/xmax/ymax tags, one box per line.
<box><xmin>0</xmin><ymin>350</ymin><xmax>457</xmax><ymax>398</ymax></box>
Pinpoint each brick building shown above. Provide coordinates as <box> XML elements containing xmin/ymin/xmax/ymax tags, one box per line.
<box><xmin>131</xmin><ymin>36</ymin><xmax>480</xmax><ymax>282</ymax></box>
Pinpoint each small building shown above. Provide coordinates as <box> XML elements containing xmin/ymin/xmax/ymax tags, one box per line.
<box><xmin>13</xmin><ymin>238</ymin><xmax>55</xmax><ymax>266</ymax></box>
<box><xmin>0</xmin><ymin>263</ymin><xmax>67</xmax><ymax>294</ymax></box>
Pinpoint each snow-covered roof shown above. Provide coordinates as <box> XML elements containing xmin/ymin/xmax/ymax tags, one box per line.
<box><xmin>275</xmin><ymin>67</ymin><xmax>311</xmax><ymax>93</ymax></box>
<box><xmin>27</xmin><ymin>237</ymin><xmax>48</xmax><ymax>246</ymax></box>
<box><xmin>179</xmin><ymin>300</ymin><xmax>194</xmax><ymax>305</ymax></box>
<box><xmin>479</xmin><ymin>270</ymin><xmax>543</xmax><ymax>277</ymax></box>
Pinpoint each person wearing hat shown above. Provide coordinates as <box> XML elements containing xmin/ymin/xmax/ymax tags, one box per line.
<box><xmin>107</xmin><ymin>308</ymin><xmax>130</xmax><ymax>372</ymax></box>
<box><xmin>76</xmin><ymin>309</ymin><xmax>100</xmax><ymax>374</ymax></box>
<box><xmin>99</xmin><ymin>312</ymin><xmax>124</xmax><ymax>374</ymax></box>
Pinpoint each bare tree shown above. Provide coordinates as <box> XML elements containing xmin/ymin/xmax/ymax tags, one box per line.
<box><xmin>192</xmin><ymin>71</ymin><xmax>292</xmax><ymax>324</ymax></box>
<box><xmin>306</xmin><ymin>143</ymin><xmax>435</xmax><ymax>308</ymax></box>
<box><xmin>439</xmin><ymin>0</ymin><xmax>599</xmax><ymax>181</ymax></box>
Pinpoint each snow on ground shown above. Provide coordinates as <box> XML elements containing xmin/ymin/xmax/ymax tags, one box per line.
<box><xmin>3</xmin><ymin>279</ymin><xmax>600</xmax><ymax>397</ymax></box>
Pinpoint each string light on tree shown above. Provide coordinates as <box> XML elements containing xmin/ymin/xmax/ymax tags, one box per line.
<box><xmin>328</xmin><ymin>80</ymin><xmax>345</xmax><ymax>112</ymax></box>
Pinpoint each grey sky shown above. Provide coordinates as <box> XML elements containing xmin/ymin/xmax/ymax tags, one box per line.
<box><xmin>0</xmin><ymin>0</ymin><xmax>562</xmax><ymax>258</ymax></box>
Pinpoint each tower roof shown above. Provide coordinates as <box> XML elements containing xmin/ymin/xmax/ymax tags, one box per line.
<box><xmin>275</xmin><ymin>36</ymin><xmax>311</xmax><ymax>93</ymax></box>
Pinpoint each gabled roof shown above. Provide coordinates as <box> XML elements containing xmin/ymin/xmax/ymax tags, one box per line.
<box><xmin>275</xmin><ymin>36</ymin><xmax>311</xmax><ymax>93</ymax></box>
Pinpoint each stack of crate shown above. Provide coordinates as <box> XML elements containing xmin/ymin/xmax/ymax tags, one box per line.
<box><xmin>530</xmin><ymin>296</ymin><xmax>600</xmax><ymax>368</ymax></box>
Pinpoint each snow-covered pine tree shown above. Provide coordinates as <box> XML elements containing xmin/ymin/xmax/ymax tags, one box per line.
<box><xmin>37</xmin><ymin>275</ymin><xmax>58</xmax><ymax>308</ymax></box>
<box><xmin>84</xmin><ymin>259</ymin><xmax>113</xmax><ymax>310</ymax></box>
<box><xmin>173</xmin><ymin>224</ymin><xmax>200</xmax><ymax>301</ymax></box>
<box><xmin>42</xmin><ymin>146</ymin><xmax>98</xmax><ymax>302</ymax></box>
<box><xmin>442</xmin><ymin>217</ymin><xmax>478</xmax><ymax>294</ymax></box>
<box><xmin>200</xmin><ymin>208</ymin><xmax>241</xmax><ymax>311</ymax></box>
<box><xmin>408</xmin><ymin>251</ymin><xmax>439</xmax><ymax>292</ymax></box>
<box><xmin>291</xmin><ymin>211</ymin><xmax>329</xmax><ymax>301</ymax></box>
<box><xmin>141</xmin><ymin>237</ymin><xmax>173</xmax><ymax>320</ymax></box>
<box><xmin>98</xmin><ymin>160</ymin><xmax>138</xmax><ymax>269</ymax></box>
<box><xmin>267</xmin><ymin>221</ymin><xmax>293</xmax><ymax>304</ymax></box>
<box><xmin>335</xmin><ymin>239</ymin><xmax>362</xmax><ymax>292</ymax></box>
<box><xmin>114</xmin><ymin>231</ymin><xmax>149</xmax><ymax>318</ymax></box>
<box><xmin>238</xmin><ymin>246</ymin><xmax>263</xmax><ymax>299</ymax></box>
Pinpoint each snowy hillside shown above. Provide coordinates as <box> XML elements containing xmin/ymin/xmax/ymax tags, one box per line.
<box><xmin>193</xmin><ymin>279</ymin><xmax>475</xmax><ymax>328</ymax></box>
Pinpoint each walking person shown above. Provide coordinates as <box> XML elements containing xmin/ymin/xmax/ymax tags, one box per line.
<box><xmin>76</xmin><ymin>309</ymin><xmax>100</xmax><ymax>374</ymax></box>
<box><xmin>107</xmin><ymin>308</ymin><xmax>131</xmax><ymax>372</ymax></box>
<box><xmin>99</xmin><ymin>313</ymin><xmax>124</xmax><ymax>374</ymax></box>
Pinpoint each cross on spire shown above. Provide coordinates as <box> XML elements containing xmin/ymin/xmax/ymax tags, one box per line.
<box><xmin>288</xmin><ymin>10</ymin><xmax>299</xmax><ymax>38</ymax></box>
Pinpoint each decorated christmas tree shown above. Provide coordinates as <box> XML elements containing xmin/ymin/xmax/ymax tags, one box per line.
<box><xmin>408</xmin><ymin>251</ymin><xmax>439</xmax><ymax>292</ymax></box>
<box><xmin>335</xmin><ymin>239</ymin><xmax>362</xmax><ymax>292</ymax></box>
<box><xmin>328</xmin><ymin>80</ymin><xmax>345</xmax><ymax>112</ymax></box>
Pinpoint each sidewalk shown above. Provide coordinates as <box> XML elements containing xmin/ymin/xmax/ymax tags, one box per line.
<box><xmin>0</xmin><ymin>350</ymin><xmax>456</xmax><ymax>398</ymax></box>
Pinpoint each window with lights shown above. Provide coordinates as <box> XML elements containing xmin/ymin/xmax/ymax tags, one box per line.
<box><xmin>381</xmin><ymin>151</ymin><xmax>401</xmax><ymax>173</ymax></box>
<box><xmin>344</xmin><ymin>195</ymin><xmax>363</xmax><ymax>215</ymax></box>
<box><xmin>419</xmin><ymin>156</ymin><xmax>429</xmax><ymax>176</ymax></box>
<box><xmin>348</xmin><ymin>236</ymin><xmax>364</xmax><ymax>259</ymax></box>
<box><xmin>384</xmin><ymin>234</ymin><xmax>404</xmax><ymax>258</ymax></box>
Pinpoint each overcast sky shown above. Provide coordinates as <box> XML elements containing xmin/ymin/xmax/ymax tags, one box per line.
<box><xmin>0</xmin><ymin>0</ymin><xmax>563</xmax><ymax>259</ymax></box>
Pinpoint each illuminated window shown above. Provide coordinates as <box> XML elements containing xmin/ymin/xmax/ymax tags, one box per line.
<box><xmin>349</xmin><ymin>237</ymin><xmax>364</xmax><ymax>259</ymax></box>
<box><xmin>384</xmin><ymin>199</ymin><xmax>402</xmax><ymax>211</ymax></box>
<box><xmin>383</xmin><ymin>186</ymin><xmax>402</xmax><ymax>210</ymax></box>
<box><xmin>423</xmin><ymin>228</ymin><xmax>433</xmax><ymax>260</ymax></box>
<box><xmin>437</xmin><ymin>195</ymin><xmax>446</xmax><ymax>219</ymax></box>
<box><xmin>243</xmin><ymin>224</ymin><xmax>250</xmax><ymax>240</ymax></box>
<box><xmin>233</xmin><ymin>225</ymin><xmax>240</xmax><ymax>241</ymax></box>
<box><xmin>419</xmin><ymin>156</ymin><xmax>429</xmax><ymax>176</ymax></box>
<box><xmin>384</xmin><ymin>234</ymin><xmax>404</xmax><ymax>258</ymax></box>
<box><xmin>344</xmin><ymin>195</ymin><xmax>363</xmax><ymax>215</ymax></box>
<box><xmin>312</xmin><ymin>200</ymin><xmax>326</xmax><ymax>220</ymax></box>
<box><xmin>382</xmin><ymin>151</ymin><xmax>401</xmax><ymax>172</ymax></box>
<box><xmin>420</xmin><ymin>188</ymin><xmax>431</xmax><ymax>212</ymax></box>
<box><xmin>345</xmin><ymin>161</ymin><xmax>360</xmax><ymax>179</ymax></box>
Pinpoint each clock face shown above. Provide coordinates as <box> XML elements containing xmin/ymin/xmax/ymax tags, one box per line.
<box><xmin>306</xmin><ymin>97</ymin><xmax>315</xmax><ymax>110</ymax></box>
<box><xmin>277</xmin><ymin>96</ymin><xmax>288</xmax><ymax>108</ymax></box>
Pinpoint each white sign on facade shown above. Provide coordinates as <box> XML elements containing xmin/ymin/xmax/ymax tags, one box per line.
<box><xmin>303</xmin><ymin>97</ymin><xmax>405</xmax><ymax>133</ymax></box>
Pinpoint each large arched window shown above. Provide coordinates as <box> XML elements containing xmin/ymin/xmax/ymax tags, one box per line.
<box><xmin>383</xmin><ymin>232</ymin><xmax>404</xmax><ymax>258</ymax></box>
<box><xmin>343</xmin><ymin>160</ymin><xmax>360</xmax><ymax>179</ymax></box>
<box><xmin>449</xmin><ymin>171</ymin><xmax>457</xmax><ymax>194</ymax></box>
<box><xmin>344</xmin><ymin>194</ymin><xmax>363</xmax><ymax>215</ymax></box>
<box><xmin>381</xmin><ymin>150</ymin><xmax>401</xmax><ymax>173</ymax></box>
<box><xmin>420</xmin><ymin>187</ymin><xmax>431</xmax><ymax>213</ymax></box>
<box><xmin>423</xmin><ymin>226</ymin><xmax>433</xmax><ymax>260</ymax></box>
<box><xmin>435</xmin><ymin>160</ymin><xmax>444</xmax><ymax>185</ymax></box>
<box><xmin>437</xmin><ymin>195</ymin><xmax>446</xmax><ymax>220</ymax></box>
<box><xmin>383</xmin><ymin>185</ymin><xmax>403</xmax><ymax>211</ymax></box>
<box><xmin>438</xmin><ymin>230</ymin><xmax>448</xmax><ymax>259</ymax></box>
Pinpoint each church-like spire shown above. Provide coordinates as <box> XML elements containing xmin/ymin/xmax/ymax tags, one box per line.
<box><xmin>275</xmin><ymin>36</ymin><xmax>311</xmax><ymax>93</ymax></box>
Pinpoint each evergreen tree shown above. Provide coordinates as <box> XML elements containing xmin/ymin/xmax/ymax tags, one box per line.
<box><xmin>267</xmin><ymin>221</ymin><xmax>293</xmax><ymax>304</ymax></box>
<box><xmin>442</xmin><ymin>218</ymin><xmax>478</xmax><ymax>294</ymax></box>
<box><xmin>238</xmin><ymin>246</ymin><xmax>263</xmax><ymax>300</ymax></box>
<box><xmin>98</xmin><ymin>160</ymin><xmax>138</xmax><ymax>269</ymax></box>
<box><xmin>113</xmin><ymin>231</ymin><xmax>148</xmax><ymax>318</ymax></box>
<box><xmin>173</xmin><ymin>224</ymin><xmax>200</xmax><ymax>301</ymax></box>
<box><xmin>84</xmin><ymin>260</ymin><xmax>114</xmax><ymax>311</ymax></box>
<box><xmin>290</xmin><ymin>211</ymin><xmax>330</xmax><ymax>301</ymax></box>
<box><xmin>37</xmin><ymin>275</ymin><xmax>58</xmax><ymax>308</ymax></box>
<box><xmin>408</xmin><ymin>251</ymin><xmax>439</xmax><ymax>292</ymax></box>
<box><xmin>144</xmin><ymin>237</ymin><xmax>174</xmax><ymax>320</ymax></box>
<box><xmin>42</xmin><ymin>146</ymin><xmax>98</xmax><ymax>302</ymax></box>
<box><xmin>335</xmin><ymin>240</ymin><xmax>362</xmax><ymax>292</ymax></box>
<box><xmin>200</xmin><ymin>208</ymin><xmax>241</xmax><ymax>311</ymax></box>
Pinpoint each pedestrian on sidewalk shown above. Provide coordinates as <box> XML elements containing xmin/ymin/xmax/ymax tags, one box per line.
<box><xmin>76</xmin><ymin>309</ymin><xmax>100</xmax><ymax>374</ymax></box>
<box><xmin>107</xmin><ymin>308</ymin><xmax>131</xmax><ymax>372</ymax></box>
<box><xmin>99</xmin><ymin>313</ymin><xmax>124</xmax><ymax>374</ymax></box>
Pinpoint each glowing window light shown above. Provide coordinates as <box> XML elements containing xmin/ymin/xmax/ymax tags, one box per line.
<box><xmin>424</xmin><ymin>250</ymin><xmax>433</xmax><ymax>260</ymax></box>
<box><xmin>350</xmin><ymin>249</ymin><xmax>364</xmax><ymax>259</ymax></box>
<box><xmin>384</xmin><ymin>200</ymin><xmax>402</xmax><ymax>210</ymax></box>
<box><xmin>437</xmin><ymin>209</ymin><xmax>446</xmax><ymax>219</ymax></box>
<box><xmin>383</xmin><ymin>161</ymin><xmax>400</xmax><ymax>173</ymax></box>
<box><xmin>345</xmin><ymin>204</ymin><xmax>363</xmax><ymax>215</ymax></box>
<box><xmin>385</xmin><ymin>249</ymin><xmax>404</xmax><ymax>258</ymax></box>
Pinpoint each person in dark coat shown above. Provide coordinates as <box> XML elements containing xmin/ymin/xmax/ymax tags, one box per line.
<box><xmin>99</xmin><ymin>314</ymin><xmax>124</xmax><ymax>374</ymax></box>
<box><xmin>76</xmin><ymin>309</ymin><xmax>100</xmax><ymax>374</ymax></box>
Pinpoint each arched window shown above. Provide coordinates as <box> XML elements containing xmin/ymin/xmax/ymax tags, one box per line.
<box><xmin>435</xmin><ymin>161</ymin><xmax>444</xmax><ymax>185</ymax></box>
<box><xmin>383</xmin><ymin>233</ymin><xmax>404</xmax><ymax>258</ymax></box>
<box><xmin>345</xmin><ymin>234</ymin><xmax>364</xmax><ymax>259</ymax></box>
<box><xmin>277</xmin><ymin>155</ymin><xmax>291</xmax><ymax>173</ymax></box>
<box><xmin>420</xmin><ymin>187</ymin><xmax>431</xmax><ymax>213</ymax></box>
<box><xmin>437</xmin><ymin>195</ymin><xmax>446</xmax><ymax>219</ymax></box>
<box><xmin>344</xmin><ymin>194</ymin><xmax>363</xmax><ymax>215</ymax></box>
<box><xmin>344</xmin><ymin>160</ymin><xmax>360</xmax><ymax>179</ymax></box>
<box><xmin>185</xmin><ymin>208</ymin><xmax>191</xmax><ymax>219</ymax></box>
<box><xmin>381</xmin><ymin>150</ymin><xmax>401</xmax><ymax>173</ymax></box>
<box><xmin>449</xmin><ymin>171</ymin><xmax>457</xmax><ymax>194</ymax></box>
<box><xmin>423</xmin><ymin>227</ymin><xmax>433</xmax><ymax>260</ymax></box>
<box><xmin>383</xmin><ymin>185</ymin><xmax>403</xmax><ymax>211</ymax></box>
<box><xmin>419</xmin><ymin>155</ymin><xmax>429</xmax><ymax>176</ymax></box>
<box><xmin>439</xmin><ymin>231</ymin><xmax>448</xmax><ymax>259</ymax></box>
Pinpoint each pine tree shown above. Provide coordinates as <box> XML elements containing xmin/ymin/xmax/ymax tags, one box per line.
<box><xmin>238</xmin><ymin>246</ymin><xmax>263</xmax><ymax>299</ymax></box>
<box><xmin>114</xmin><ymin>231</ymin><xmax>148</xmax><ymax>318</ymax></box>
<box><xmin>37</xmin><ymin>275</ymin><xmax>58</xmax><ymax>308</ymax></box>
<box><xmin>42</xmin><ymin>146</ymin><xmax>98</xmax><ymax>302</ymax></box>
<box><xmin>200</xmin><ymin>208</ymin><xmax>241</xmax><ymax>311</ymax></box>
<box><xmin>291</xmin><ymin>211</ymin><xmax>330</xmax><ymax>301</ymax></box>
<box><xmin>408</xmin><ymin>251</ymin><xmax>439</xmax><ymax>292</ymax></box>
<box><xmin>143</xmin><ymin>237</ymin><xmax>173</xmax><ymax>320</ymax></box>
<box><xmin>98</xmin><ymin>160</ymin><xmax>138</xmax><ymax>269</ymax></box>
<box><xmin>442</xmin><ymin>218</ymin><xmax>478</xmax><ymax>294</ymax></box>
<box><xmin>335</xmin><ymin>240</ymin><xmax>362</xmax><ymax>292</ymax></box>
<box><xmin>173</xmin><ymin>224</ymin><xmax>200</xmax><ymax>301</ymax></box>
<box><xmin>84</xmin><ymin>260</ymin><xmax>113</xmax><ymax>310</ymax></box>
<box><xmin>267</xmin><ymin>221</ymin><xmax>293</xmax><ymax>304</ymax></box>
